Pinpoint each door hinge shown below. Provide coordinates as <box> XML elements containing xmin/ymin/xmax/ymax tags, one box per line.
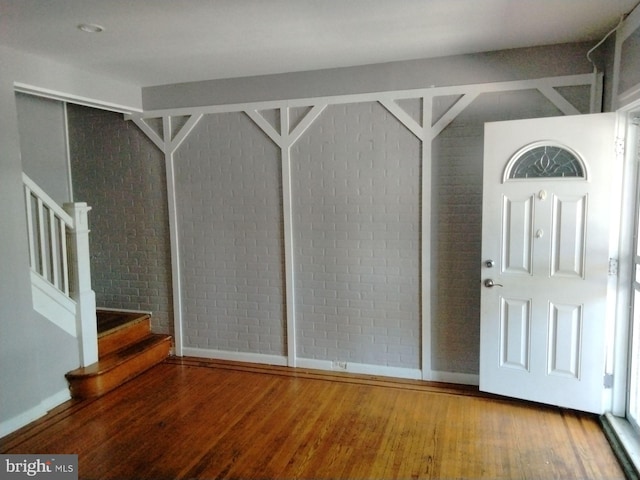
<box><xmin>604</xmin><ymin>373</ymin><xmax>614</xmax><ymax>389</ymax></box>
<box><xmin>608</xmin><ymin>258</ymin><xmax>619</xmax><ymax>276</ymax></box>
<box><xmin>615</xmin><ymin>138</ymin><xmax>625</xmax><ymax>158</ymax></box>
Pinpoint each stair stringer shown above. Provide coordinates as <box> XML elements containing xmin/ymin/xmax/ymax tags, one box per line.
<box><xmin>31</xmin><ymin>271</ymin><xmax>77</xmax><ymax>337</ymax></box>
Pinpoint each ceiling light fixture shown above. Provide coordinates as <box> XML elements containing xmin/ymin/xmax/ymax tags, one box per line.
<box><xmin>78</xmin><ymin>23</ymin><xmax>104</xmax><ymax>33</ymax></box>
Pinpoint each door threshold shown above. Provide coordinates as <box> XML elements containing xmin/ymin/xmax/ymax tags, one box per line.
<box><xmin>601</xmin><ymin>412</ymin><xmax>640</xmax><ymax>479</ymax></box>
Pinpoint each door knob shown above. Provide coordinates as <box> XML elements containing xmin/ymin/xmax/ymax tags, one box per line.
<box><xmin>484</xmin><ymin>279</ymin><xmax>503</xmax><ymax>288</ymax></box>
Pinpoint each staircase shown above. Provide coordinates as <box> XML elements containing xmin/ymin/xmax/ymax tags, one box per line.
<box><xmin>22</xmin><ymin>174</ymin><xmax>171</xmax><ymax>400</ymax></box>
<box><xmin>66</xmin><ymin>310</ymin><xmax>171</xmax><ymax>399</ymax></box>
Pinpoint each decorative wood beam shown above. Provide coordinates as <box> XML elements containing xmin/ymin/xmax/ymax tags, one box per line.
<box><xmin>244</xmin><ymin>104</ymin><xmax>329</xmax><ymax>367</ymax></box>
<box><xmin>289</xmin><ymin>104</ymin><xmax>327</xmax><ymax>145</ymax></box>
<box><xmin>245</xmin><ymin>110</ymin><xmax>284</xmax><ymax>147</ymax></box>
<box><xmin>130</xmin><ymin>117</ymin><xmax>165</xmax><ymax>152</ymax></box>
<box><xmin>379</xmin><ymin>99</ymin><xmax>424</xmax><ymax>139</ymax></box>
<box><xmin>169</xmin><ymin>114</ymin><xmax>204</xmax><ymax>154</ymax></box>
<box><xmin>421</xmin><ymin>94</ymin><xmax>433</xmax><ymax>380</ymax></box>
<box><xmin>538</xmin><ymin>86</ymin><xmax>581</xmax><ymax>116</ymax></box>
<box><xmin>138</xmin><ymin>74</ymin><xmax>596</xmax><ymax>119</ymax></box>
<box><xmin>430</xmin><ymin>92</ymin><xmax>480</xmax><ymax>140</ymax></box>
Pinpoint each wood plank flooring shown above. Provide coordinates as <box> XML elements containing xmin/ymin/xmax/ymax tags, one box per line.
<box><xmin>1</xmin><ymin>357</ymin><xmax>625</xmax><ymax>479</ymax></box>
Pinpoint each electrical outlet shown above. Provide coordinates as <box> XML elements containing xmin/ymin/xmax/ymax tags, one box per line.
<box><xmin>332</xmin><ymin>361</ymin><xmax>347</xmax><ymax>371</ymax></box>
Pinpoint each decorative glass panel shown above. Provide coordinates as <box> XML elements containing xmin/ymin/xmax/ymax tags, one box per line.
<box><xmin>508</xmin><ymin>145</ymin><xmax>584</xmax><ymax>179</ymax></box>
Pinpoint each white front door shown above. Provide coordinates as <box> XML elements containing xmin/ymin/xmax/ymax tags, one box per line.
<box><xmin>479</xmin><ymin>113</ymin><xmax>618</xmax><ymax>414</ymax></box>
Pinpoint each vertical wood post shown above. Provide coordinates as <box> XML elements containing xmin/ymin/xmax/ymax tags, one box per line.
<box><xmin>64</xmin><ymin>202</ymin><xmax>98</xmax><ymax>366</ymax></box>
<box><xmin>280</xmin><ymin>108</ymin><xmax>297</xmax><ymax>367</ymax></box>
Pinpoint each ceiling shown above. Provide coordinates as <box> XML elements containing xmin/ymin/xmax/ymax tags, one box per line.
<box><xmin>1</xmin><ymin>0</ymin><xmax>638</xmax><ymax>88</ymax></box>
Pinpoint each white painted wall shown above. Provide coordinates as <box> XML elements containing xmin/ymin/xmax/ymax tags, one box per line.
<box><xmin>0</xmin><ymin>47</ymin><xmax>47</xmax><ymax>437</ymax></box>
<box><xmin>0</xmin><ymin>45</ymin><xmax>141</xmax><ymax>436</ymax></box>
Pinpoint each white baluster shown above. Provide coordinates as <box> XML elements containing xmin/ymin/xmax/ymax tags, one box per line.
<box><xmin>24</xmin><ymin>186</ymin><xmax>36</xmax><ymax>270</ymax></box>
<box><xmin>37</xmin><ymin>197</ymin><xmax>46</xmax><ymax>279</ymax></box>
<box><xmin>49</xmin><ymin>208</ymin><xmax>60</xmax><ymax>290</ymax></box>
<box><xmin>59</xmin><ymin>216</ymin><xmax>70</xmax><ymax>296</ymax></box>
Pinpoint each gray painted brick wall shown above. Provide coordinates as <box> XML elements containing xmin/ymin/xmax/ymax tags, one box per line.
<box><xmin>291</xmin><ymin>102</ymin><xmax>421</xmax><ymax>369</ymax></box>
<box><xmin>68</xmin><ymin>105</ymin><xmax>173</xmax><ymax>334</ymax></box>
<box><xmin>174</xmin><ymin>112</ymin><xmax>286</xmax><ymax>356</ymax></box>
<box><xmin>66</xmin><ymin>84</ymin><xmax>591</xmax><ymax>375</ymax></box>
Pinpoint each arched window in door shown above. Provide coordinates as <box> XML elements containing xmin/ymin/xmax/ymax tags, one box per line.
<box><xmin>505</xmin><ymin>143</ymin><xmax>586</xmax><ymax>180</ymax></box>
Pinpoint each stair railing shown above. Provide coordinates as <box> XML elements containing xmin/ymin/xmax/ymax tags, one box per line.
<box><xmin>23</xmin><ymin>173</ymin><xmax>98</xmax><ymax>366</ymax></box>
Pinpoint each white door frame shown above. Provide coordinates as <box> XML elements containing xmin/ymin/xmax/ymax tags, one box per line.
<box><xmin>612</xmin><ymin>99</ymin><xmax>640</xmax><ymax>416</ymax></box>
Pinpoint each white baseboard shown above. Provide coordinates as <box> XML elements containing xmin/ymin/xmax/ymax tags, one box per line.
<box><xmin>180</xmin><ymin>349</ymin><xmax>422</xmax><ymax>380</ymax></box>
<box><xmin>287</xmin><ymin>357</ymin><xmax>423</xmax><ymax>380</ymax></box>
<box><xmin>180</xmin><ymin>347</ymin><xmax>288</xmax><ymax>367</ymax></box>
<box><xmin>178</xmin><ymin>349</ymin><xmax>478</xmax><ymax>386</ymax></box>
<box><xmin>0</xmin><ymin>388</ymin><xmax>70</xmax><ymax>438</ymax></box>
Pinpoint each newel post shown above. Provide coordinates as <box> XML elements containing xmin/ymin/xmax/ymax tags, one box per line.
<box><xmin>64</xmin><ymin>202</ymin><xmax>98</xmax><ymax>367</ymax></box>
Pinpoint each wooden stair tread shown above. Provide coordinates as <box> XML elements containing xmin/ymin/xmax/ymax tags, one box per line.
<box><xmin>66</xmin><ymin>333</ymin><xmax>171</xmax><ymax>399</ymax></box>
<box><xmin>67</xmin><ymin>309</ymin><xmax>172</xmax><ymax>399</ymax></box>
<box><xmin>67</xmin><ymin>334</ymin><xmax>171</xmax><ymax>378</ymax></box>
<box><xmin>97</xmin><ymin>310</ymin><xmax>150</xmax><ymax>336</ymax></box>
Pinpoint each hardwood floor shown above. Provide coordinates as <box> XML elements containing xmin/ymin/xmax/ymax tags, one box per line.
<box><xmin>1</xmin><ymin>357</ymin><xmax>625</xmax><ymax>479</ymax></box>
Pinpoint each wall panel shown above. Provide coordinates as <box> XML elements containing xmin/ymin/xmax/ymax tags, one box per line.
<box><xmin>291</xmin><ymin>102</ymin><xmax>421</xmax><ymax>368</ymax></box>
<box><xmin>174</xmin><ymin>112</ymin><xmax>286</xmax><ymax>356</ymax></box>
